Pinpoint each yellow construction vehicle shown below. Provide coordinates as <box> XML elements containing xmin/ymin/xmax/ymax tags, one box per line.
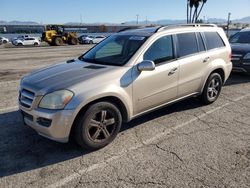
<box><xmin>42</xmin><ymin>25</ymin><xmax>78</xmax><ymax>46</ymax></box>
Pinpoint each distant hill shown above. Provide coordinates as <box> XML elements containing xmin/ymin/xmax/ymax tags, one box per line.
<box><xmin>0</xmin><ymin>16</ymin><xmax>249</xmax><ymax>26</ymax></box>
<box><xmin>0</xmin><ymin>21</ymin><xmax>39</xmax><ymax>25</ymax></box>
<box><xmin>233</xmin><ymin>16</ymin><xmax>250</xmax><ymax>23</ymax></box>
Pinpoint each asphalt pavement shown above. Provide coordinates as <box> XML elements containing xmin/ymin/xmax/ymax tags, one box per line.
<box><xmin>0</xmin><ymin>45</ymin><xmax>249</xmax><ymax>188</ymax></box>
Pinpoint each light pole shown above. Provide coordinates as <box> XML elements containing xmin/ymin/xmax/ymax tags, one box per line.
<box><xmin>227</xmin><ymin>12</ymin><xmax>231</xmax><ymax>37</ymax></box>
<box><xmin>136</xmin><ymin>14</ymin><xmax>139</xmax><ymax>25</ymax></box>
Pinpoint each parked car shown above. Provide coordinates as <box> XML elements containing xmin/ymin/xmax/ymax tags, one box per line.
<box><xmin>11</xmin><ymin>35</ymin><xmax>30</xmax><ymax>42</ymax></box>
<box><xmin>13</xmin><ymin>37</ymin><xmax>40</xmax><ymax>46</ymax></box>
<box><xmin>0</xmin><ymin>36</ymin><xmax>9</xmax><ymax>44</ymax></box>
<box><xmin>230</xmin><ymin>28</ymin><xmax>250</xmax><ymax>73</ymax></box>
<box><xmin>19</xmin><ymin>24</ymin><xmax>232</xmax><ymax>150</ymax></box>
<box><xmin>81</xmin><ymin>35</ymin><xmax>106</xmax><ymax>44</ymax></box>
<box><xmin>78</xmin><ymin>35</ymin><xmax>88</xmax><ymax>44</ymax></box>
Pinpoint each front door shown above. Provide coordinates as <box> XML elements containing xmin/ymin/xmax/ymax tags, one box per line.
<box><xmin>132</xmin><ymin>35</ymin><xmax>179</xmax><ymax>114</ymax></box>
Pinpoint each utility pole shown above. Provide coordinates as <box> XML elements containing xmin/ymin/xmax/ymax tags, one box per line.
<box><xmin>145</xmin><ymin>16</ymin><xmax>148</xmax><ymax>25</ymax></box>
<box><xmin>80</xmin><ymin>14</ymin><xmax>83</xmax><ymax>25</ymax></box>
<box><xmin>136</xmin><ymin>14</ymin><xmax>139</xmax><ymax>25</ymax></box>
<box><xmin>227</xmin><ymin>12</ymin><xmax>231</xmax><ymax>37</ymax></box>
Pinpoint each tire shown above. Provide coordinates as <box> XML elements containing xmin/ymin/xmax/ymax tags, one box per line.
<box><xmin>69</xmin><ymin>37</ymin><xmax>78</xmax><ymax>45</ymax></box>
<box><xmin>75</xmin><ymin>102</ymin><xmax>122</xmax><ymax>150</ymax></box>
<box><xmin>53</xmin><ymin>37</ymin><xmax>63</xmax><ymax>46</ymax></box>
<box><xmin>34</xmin><ymin>42</ymin><xmax>38</xmax><ymax>46</ymax></box>
<box><xmin>17</xmin><ymin>43</ymin><xmax>23</xmax><ymax>46</ymax></box>
<box><xmin>3</xmin><ymin>40</ymin><xmax>7</xmax><ymax>44</ymax></box>
<box><xmin>89</xmin><ymin>40</ymin><xmax>93</xmax><ymax>44</ymax></box>
<box><xmin>200</xmin><ymin>73</ymin><xmax>222</xmax><ymax>105</ymax></box>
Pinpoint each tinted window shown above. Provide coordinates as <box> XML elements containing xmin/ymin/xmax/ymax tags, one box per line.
<box><xmin>230</xmin><ymin>31</ymin><xmax>250</xmax><ymax>44</ymax></box>
<box><xmin>197</xmin><ymin>33</ymin><xmax>205</xmax><ymax>52</ymax></box>
<box><xmin>144</xmin><ymin>35</ymin><xmax>174</xmax><ymax>64</ymax></box>
<box><xmin>204</xmin><ymin>32</ymin><xmax>225</xmax><ymax>50</ymax></box>
<box><xmin>177</xmin><ymin>32</ymin><xmax>199</xmax><ymax>57</ymax></box>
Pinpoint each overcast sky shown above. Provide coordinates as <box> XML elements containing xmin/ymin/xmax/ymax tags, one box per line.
<box><xmin>1</xmin><ymin>0</ymin><xmax>250</xmax><ymax>24</ymax></box>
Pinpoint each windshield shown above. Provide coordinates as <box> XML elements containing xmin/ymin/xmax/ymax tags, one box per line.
<box><xmin>230</xmin><ymin>31</ymin><xmax>250</xmax><ymax>44</ymax></box>
<box><xmin>79</xmin><ymin>34</ymin><xmax>148</xmax><ymax>66</ymax></box>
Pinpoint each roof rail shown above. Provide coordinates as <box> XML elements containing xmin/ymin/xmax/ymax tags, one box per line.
<box><xmin>156</xmin><ymin>24</ymin><xmax>217</xmax><ymax>32</ymax></box>
<box><xmin>117</xmin><ymin>26</ymin><xmax>150</xmax><ymax>33</ymax></box>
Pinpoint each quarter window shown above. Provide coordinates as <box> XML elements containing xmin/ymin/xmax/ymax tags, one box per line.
<box><xmin>204</xmin><ymin>32</ymin><xmax>225</xmax><ymax>50</ymax></box>
<box><xmin>143</xmin><ymin>35</ymin><xmax>174</xmax><ymax>64</ymax></box>
<box><xmin>177</xmin><ymin>32</ymin><xmax>199</xmax><ymax>57</ymax></box>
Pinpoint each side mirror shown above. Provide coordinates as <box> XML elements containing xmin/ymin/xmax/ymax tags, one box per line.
<box><xmin>137</xmin><ymin>60</ymin><xmax>155</xmax><ymax>72</ymax></box>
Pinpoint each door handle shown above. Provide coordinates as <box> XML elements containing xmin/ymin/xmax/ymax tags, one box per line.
<box><xmin>203</xmin><ymin>57</ymin><xmax>210</xmax><ymax>63</ymax></box>
<box><xmin>168</xmin><ymin>67</ymin><xmax>178</xmax><ymax>76</ymax></box>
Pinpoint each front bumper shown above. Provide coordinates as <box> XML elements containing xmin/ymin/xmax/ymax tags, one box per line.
<box><xmin>232</xmin><ymin>58</ymin><xmax>250</xmax><ymax>73</ymax></box>
<box><xmin>20</xmin><ymin>105</ymin><xmax>75</xmax><ymax>143</ymax></box>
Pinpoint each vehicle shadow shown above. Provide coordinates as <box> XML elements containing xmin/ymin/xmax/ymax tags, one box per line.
<box><xmin>0</xmin><ymin>97</ymin><xmax>203</xmax><ymax>178</ymax></box>
<box><xmin>225</xmin><ymin>72</ymin><xmax>250</xmax><ymax>86</ymax></box>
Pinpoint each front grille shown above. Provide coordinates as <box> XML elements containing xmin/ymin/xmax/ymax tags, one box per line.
<box><xmin>231</xmin><ymin>54</ymin><xmax>243</xmax><ymax>66</ymax></box>
<box><xmin>231</xmin><ymin>54</ymin><xmax>243</xmax><ymax>61</ymax></box>
<box><xmin>19</xmin><ymin>89</ymin><xmax>35</xmax><ymax>108</ymax></box>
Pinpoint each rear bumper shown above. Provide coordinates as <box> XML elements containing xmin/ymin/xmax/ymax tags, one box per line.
<box><xmin>20</xmin><ymin>105</ymin><xmax>76</xmax><ymax>143</ymax></box>
<box><xmin>225</xmin><ymin>62</ymin><xmax>233</xmax><ymax>82</ymax></box>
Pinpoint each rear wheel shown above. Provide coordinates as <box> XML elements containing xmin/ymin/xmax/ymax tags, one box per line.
<box><xmin>34</xmin><ymin>42</ymin><xmax>38</xmax><ymax>46</ymax></box>
<box><xmin>3</xmin><ymin>40</ymin><xmax>7</xmax><ymax>44</ymax></box>
<box><xmin>200</xmin><ymin>73</ymin><xmax>222</xmax><ymax>105</ymax></box>
<box><xmin>17</xmin><ymin>43</ymin><xmax>23</xmax><ymax>46</ymax></box>
<box><xmin>53</xmin><ymin>37</ymin><xmax>63</xmax><ymax>46</ymax></box>
<box><xmin>75</xmin><ymin>102</ymin><xmax>122</xmax><ymax>150</ymax></box>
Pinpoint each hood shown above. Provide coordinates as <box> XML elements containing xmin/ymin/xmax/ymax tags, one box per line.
<box><xmin>230</xmin><ymin>43</ymin><xmax>250</xmax><ymax>54</ymax></box>
<box><xmin>21</xmin><ymin>59</ymin><xmax>117</xmax><ymax>95</ymax></box>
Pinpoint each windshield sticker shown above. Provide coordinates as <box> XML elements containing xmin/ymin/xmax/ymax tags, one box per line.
<box><xmin>129</xmin><ymin>36</ymin><xmax>145</xmax><ymax>41</ymax></box>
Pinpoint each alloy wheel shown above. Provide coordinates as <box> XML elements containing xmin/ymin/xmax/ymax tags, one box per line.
<box><xmin>87</xmin><ymin>110</ymin><xmax>116</xmax><ymax>143</ymax></box>
<box><xmin>207</xmin><ymin>77</ymin><xmax>220</xmax><ymax>100</ymax></box>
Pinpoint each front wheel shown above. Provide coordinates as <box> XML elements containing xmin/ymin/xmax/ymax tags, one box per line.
<box><xmin>75</xmin><ymin>102</ymin><xmax>122</xmax><ymax>150</ymax></box>
<box><xmin>53</xmin><ymin>37</ymin><xmax>63</xmax><ymax>46</ymax></box>
<box><xmin>200</xmin><ymin>73</ymin><xmax>222</xmax><ymax>105</ymax></box>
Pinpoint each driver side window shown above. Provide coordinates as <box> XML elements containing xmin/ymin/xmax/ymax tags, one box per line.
<box><xmin>143</xmin><ymin>35</ymin><xmax>174</xmax><ymax>64</ymax></box>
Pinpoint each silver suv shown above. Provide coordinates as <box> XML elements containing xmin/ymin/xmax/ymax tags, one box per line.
<box><xmin>19</xmin><ymin>24</ymin><xmax>232</xmax><ymax>150</ymax></box>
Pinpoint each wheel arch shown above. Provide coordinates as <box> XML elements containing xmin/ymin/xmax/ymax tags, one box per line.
<box><xmin>69</xmin><ymin>96</ymin><xmax>129</xmax><ymax>140</ymax></box>
<box><xmin>201</xmin><ymin>67</ymin><xmax>225</xmax><ymax>93</ymax></box>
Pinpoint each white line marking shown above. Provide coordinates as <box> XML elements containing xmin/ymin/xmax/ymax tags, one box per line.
<box><xmin>47</xmin><ymin>93</ymin><xmax>250</xmax><ymax>188</ymax></box>
<box><xmin>0</xmin><ymin>80</ymin><xmax>20</xmax><ymax>85</ymax></box>
<box><xmin>0</xmin><ymin>106</ymin><xmax>19</xmax><ymax>114</ymax></box>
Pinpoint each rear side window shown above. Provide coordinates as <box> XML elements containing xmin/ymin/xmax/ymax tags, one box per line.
<box><xmin>197</xmin><ymin>33</ymin><xmax>205</xmax><ymax>52</ymax></box>
<box><xmin>177</xmin><ymin>32</ymin><xmax>199</xmax><ymax>57</ymax></box>
<box><xmin>204</xmin><ymin>32</ymin><xmax>225</xmax><ymax>50</ymax></box>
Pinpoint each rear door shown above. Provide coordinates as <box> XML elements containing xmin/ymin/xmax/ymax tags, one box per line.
<box><xmin>176</xmin><ymin>32</ymin><xmax>209</xmax><ymax>97</ymax></box>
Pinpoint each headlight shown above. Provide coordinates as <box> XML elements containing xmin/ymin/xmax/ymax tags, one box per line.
<box><xmin>243</xmin><ymin>53</ymin><xmax>250</xmax><ymax>60</ymax></box>
<box><xmin>39</xmin><ymin>90</ymin><xmax>74</xmax><ymax>110</ymax></box>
